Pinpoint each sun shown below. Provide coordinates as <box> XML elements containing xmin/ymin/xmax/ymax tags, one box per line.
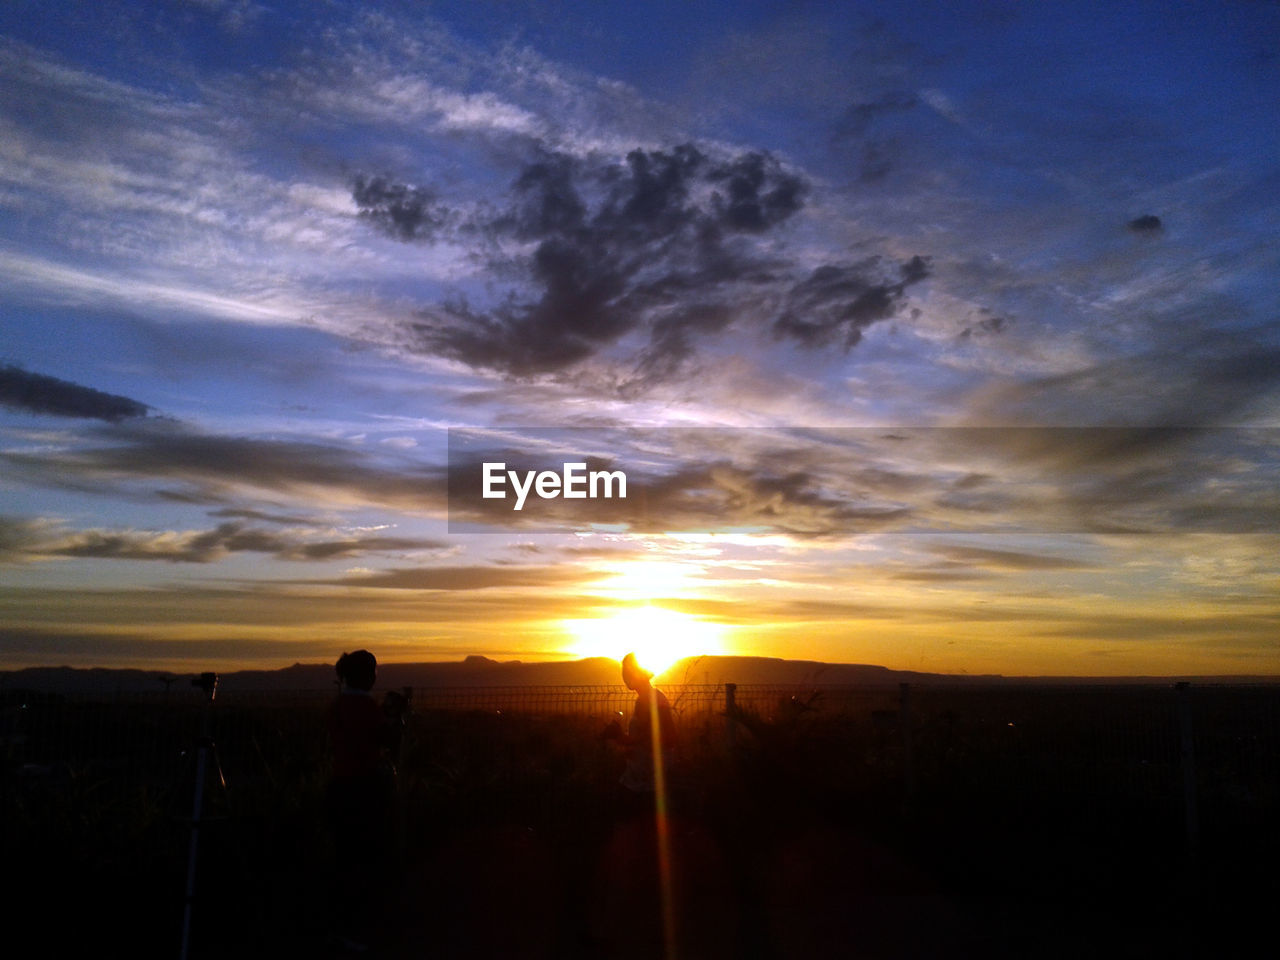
<box><xmin>563</xmin><ymin>605</ymin><xmax>727</xmax><ymax>677</ymax></box>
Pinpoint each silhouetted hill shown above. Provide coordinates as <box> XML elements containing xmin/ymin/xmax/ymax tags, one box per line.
<box><xmin>2</xmin><ymin>656</ymin><xmax>1275</xmax><ymax>696</ymax></box>
<box><xmin>0</xmin><ymin>657</ymin><xmax>626</xmax><ymax>695</ymax></box>
<box><xmin>659</xmin><ymin>655</ymin><xmax>1000</xmax><ymax>686</ymax></box>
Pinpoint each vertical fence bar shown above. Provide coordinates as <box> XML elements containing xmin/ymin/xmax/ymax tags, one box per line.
<box><xmin>1175</xmin><ymin>681</ymin><xmax>1199</xmax><ymax>866</ymax></box>
<box><xmin>899</xmin><ymin>682</ymin><xmax>915</xmax><ymax>804</ymax></box>
<box><xmin>724</xmin><ymin>683</ymin><xmax>737</xmax><ymax>751</ymax></box>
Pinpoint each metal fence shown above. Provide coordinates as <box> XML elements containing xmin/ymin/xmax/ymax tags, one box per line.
<box><xmin>4</xmin><ymin>681</ymin><xmax>1277</xmax><ymax>846</ymax></box>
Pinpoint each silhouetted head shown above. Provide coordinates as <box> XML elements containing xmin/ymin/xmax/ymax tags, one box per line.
<box><xmin>620</xmin><ymin>652</ymin><xmax>652</xmax><ymax>692</ymax></box>
<box><xmin>336</xmin><ymin>649</ymin><xmax>376</xmax><ymax>691</ymax></box>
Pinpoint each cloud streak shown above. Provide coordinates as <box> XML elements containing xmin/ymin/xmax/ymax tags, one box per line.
<box><xmin>0</xmin><ymin>515</ymin><xmax>447</xmax><ymax>564</ymax></box>
<box><xmin>0</xmin><ymin>365</ymin><xmax>149</xmax><ymax>421</ymax></box>
<box><xmin>0</xmin><ymin>420</ymin><xmax>448</xmax><ymax>513</ymax></box>
<box><xmin>446</xmin><ymin>427</ymin><xmax>1280</xmax><ymax>536</ymax></box>
<box><xmin>304</xmin><ymin>564</ymin><xmax>606</xmax><ymax>591</ymax></box>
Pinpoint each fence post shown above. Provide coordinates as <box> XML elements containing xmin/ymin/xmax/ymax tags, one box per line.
<box><xmin>1175</xmin><ymin>681</ymin><xmax>1199</xmax><ymax>867</ymax></box>
<box><xmin>724</xmin><ymin>682</ymin><xmax>737</xmax><ymax>751</ymax></box>
<box><xmin>899</xmin><ymin>682</ymin><xmax>915</xmax><ymax>804</ymax></box>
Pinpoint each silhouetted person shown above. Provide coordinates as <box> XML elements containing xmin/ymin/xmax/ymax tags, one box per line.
<box><xmin>603</xmin><ymin>652</ymin><xmax>677</xmax><ymax>795</ymax></box>
<box><xmin>326</xmin><ymin>649</ymin><xmax>403</xmax><ymax>952</ymax></box>
<box><xmin>591</xmin><ymin>654</ymin><xmax>687</xmax><ymax>955</ymax></box>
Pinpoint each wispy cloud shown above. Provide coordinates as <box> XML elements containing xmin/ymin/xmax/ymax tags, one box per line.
<box><xmin>305</xmin><ymin>564</ymin><xmax>607</xmax><ymax>591</ymax></box>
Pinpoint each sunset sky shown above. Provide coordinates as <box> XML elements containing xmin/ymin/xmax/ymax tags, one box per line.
<box><xmin>1</xmin><ymin>1</ymin><xmax>1278</xmax><ymax>676</ymax></box>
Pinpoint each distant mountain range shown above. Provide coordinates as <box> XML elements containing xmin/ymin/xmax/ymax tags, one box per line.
<box><xmin>2</xmin><ymin>655</ymin><xmax>1274</xmax><ymax>696</ymax></box>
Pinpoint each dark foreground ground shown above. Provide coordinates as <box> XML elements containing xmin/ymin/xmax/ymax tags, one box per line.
<box><xmin>3</xmin><ymin>683</ymin><xmax>1276</xmax><ymax>958</ymax></box>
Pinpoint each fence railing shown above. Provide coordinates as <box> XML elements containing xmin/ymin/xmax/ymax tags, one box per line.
<box><xmin>4</xmin><ymin>681</ymin><xmax>1278</xmax><ymax>858</ymax></box>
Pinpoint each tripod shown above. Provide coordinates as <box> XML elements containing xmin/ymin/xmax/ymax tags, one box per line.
<box><xmin>178</xmin><ymin>672</ymin><xmax>230</xmax><ymax>960</ymax></box>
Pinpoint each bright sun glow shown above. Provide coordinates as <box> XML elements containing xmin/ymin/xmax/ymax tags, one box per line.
<box><xmin>598</xmin><ymin>561</ymin><xmax>696</xmax><ymax>599</ymax></box>
<box><xmin>563</xmin><ymin>605</ymin><xmax>727</xmax><ymax>677</ymax></box>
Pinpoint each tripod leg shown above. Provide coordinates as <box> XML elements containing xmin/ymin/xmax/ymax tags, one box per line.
<box><xmin>180</xmin><ymin>740</ymin><xmax>210</xmax><ymax>960</ymax></box>
<box><xmin>206</xmin><ymin>741</ymin><xmax>265</xmax><ymax>934</ymax></box>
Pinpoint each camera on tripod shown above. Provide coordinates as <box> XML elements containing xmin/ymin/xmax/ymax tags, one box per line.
<box><xmin>191</xmin><ymin>672</ymin><xmax>219</xmax><ymax>699</ymax></box>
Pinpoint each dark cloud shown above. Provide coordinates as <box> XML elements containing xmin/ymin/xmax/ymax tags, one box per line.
<box><xmin>958</xmin><ymin>313</ymin><xmax>1007</xmax><ymax>340</ymax></box>
<box><xmin>448</xmin><ymin>427</ymin><xmax>1280</xmax><ymax>537</ymax></box>
<box><xmin>631</xmin><ymin>462</ymin><xmax>915</xmax><ymax>536</ymax></box>
<box><xmin>0</xmin><ymin>627</ymin><xmax>315</xmax><ymax>665</ymax></box>
<box><xmin>706</xmin><ymin>150</ymin><xmax>807</xmax><ymax>232</ymax></box>
<box><xmin>1127</xmin><ymin>214</ymin><xmax>1163</xmax><ymax>233</ymax></box>
<box><xmin>504</xmin><ymin>151</ymin><xmax>591</xmax><ymax>238</ymax></box>
<box><xmin>207</xmin><ymin>507</ymin><xmax>322</xmax><ymax>526</ymax></box>
<box><xmin>0</xmin><ymin>515</ymin><xmax>44</xmax><ymax>562</ymax></box>
<box><xmin>409</xmin><ymin>144</ymin><xmax>803</xmax><ymax>377</ymax></box>
<box><xmin>0</xmin><ymin>421</ymin><xmax>448</xmax><ymax>512</ymax></box>
<box><xmin>833</xmin><ymin>91</ymin><xmax>920</xmax><ymax>139</ymax></box>
<box><xmin>1031</xmin><ymin>611</ymin><xmax>1280</xmax><ymax>642</ymax></box>
<box><xmin>0</xmin><ymin>365</ymin><xmax>149</xmax><ymax>421</ymax></box>
<box><xmin>830</xmin><ymin>91</ymin><xmax>920</xmax><ymax>181</ymax></box>
<box><xmin>448</xmin><ymin>452</ymin><xmax>915</xmax><ymax>538</ymax></box>
<box><xmin>0</xmin><ymin>515</ymin><xmax>447</xmax><ymax>564</ymax></box>
<box><xmin>970</xmin><ymin>338</ymin><xmax>1280</xmax><ymax>427</ymax></box>
<box><xmin>923</xmin><ymin>543</ymin><xmax>1098</xmax><ymax>572</ymax></box>
<box><xmin>282</xmin><ymin>533</ymin><xmax>444</xmax><ymax>561</ymax></box>
<box><xmin>354</xmin><ymin>144</ymin><xmax>928</xmax><ymax>381</ymax></box>
<box><xmin>890</xmin><ymin>569</ymin><xmax>994</xmax><ymax>583</ymax></box>
<box><xmin>855</xmin><ymin>141</ymin><xmax>898</xmax><ymax>183</ymax></box>
<box><xmin>352</xmin><ymin>174</ymin><xmax>446</xmax><ymax>241</ymax></box>
<box><xmin>772</xmin><ymin>256</ymin><xmax>930</xmax><ymax>349</ymax></box>
<box><xmin>924</xmin><ymin>427</ymin><xmax>1280</xmax><ymax>533</ymax></box>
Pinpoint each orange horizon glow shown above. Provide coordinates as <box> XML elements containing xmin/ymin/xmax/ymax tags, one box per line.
<box><xmin>562</xmin><ymin>605</ymin><xmax>730</xmax><ymax>677</ymax></box>
<box><xmin>560</xmin><ymin>558</ymin><xmax>730</xmax><ymax>675</ymax></box>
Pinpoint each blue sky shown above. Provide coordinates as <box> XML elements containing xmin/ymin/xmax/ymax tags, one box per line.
<box><xmin>1</xmin><ymin>1</ymin><xmax>1278</xmax><ymax>675</ymax></box>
